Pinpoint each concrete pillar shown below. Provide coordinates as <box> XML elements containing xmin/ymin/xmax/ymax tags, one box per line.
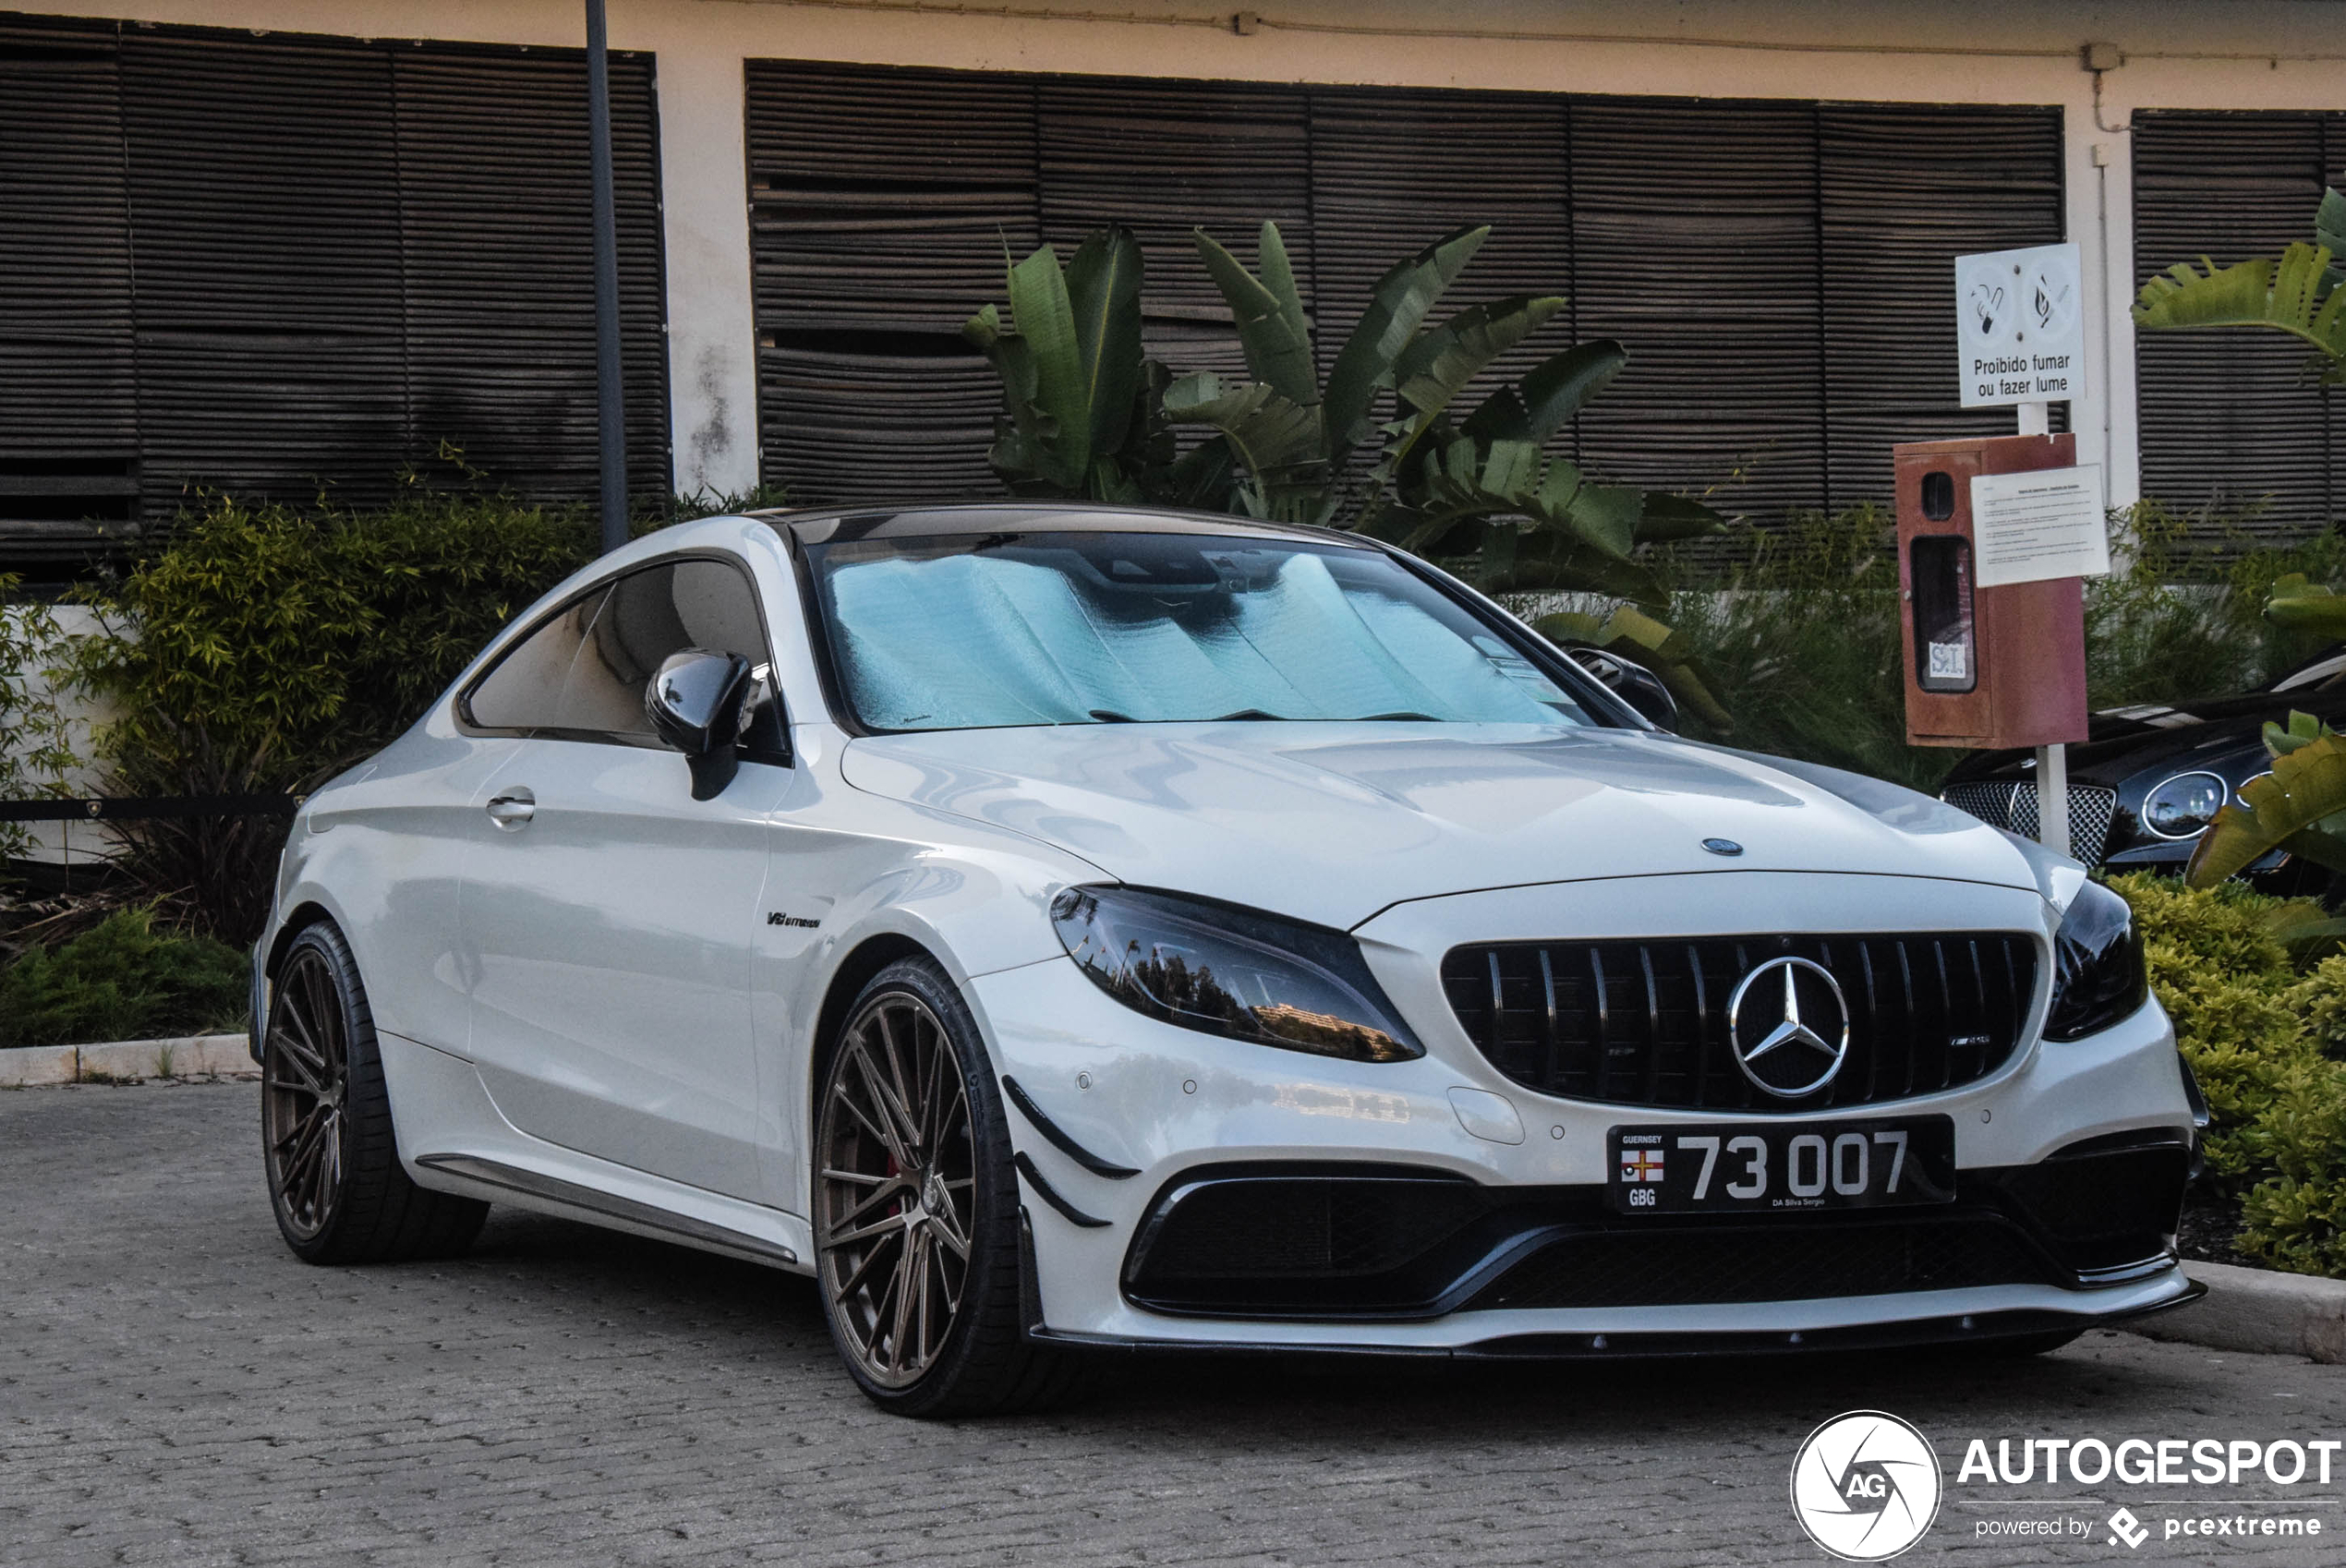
<box><xmin>648</xmin><ymin>33</ymin><xmax>761</xmax><ymax>502</ymax></box>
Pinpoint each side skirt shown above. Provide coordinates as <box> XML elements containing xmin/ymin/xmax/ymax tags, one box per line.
<box><xmin>415</xmin><ymin>1152</ymin><xmax>801</xmax><ymax>1270</ymax></box>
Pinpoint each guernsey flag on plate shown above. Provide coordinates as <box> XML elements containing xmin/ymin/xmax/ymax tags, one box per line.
<box><xmin>1620</xmin><ymin>1147</ymin><xmax>1665</xmax><ymax>1183</ymax></box>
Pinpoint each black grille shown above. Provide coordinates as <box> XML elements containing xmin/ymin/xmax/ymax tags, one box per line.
<box><xmin>1466</xmin><ymin>1214</ymin><xmax>2058</xmax><ymax>1309</ymax></box>
<box><xmin>1441</xmin><ymin>934</ymin><xmax>2039</xmax><ymax>1112</ymax></box>
<box><xmin>1941</xmin><ymin>780</ymin><xmax>2118</xmax><ymax>865</ymax></box>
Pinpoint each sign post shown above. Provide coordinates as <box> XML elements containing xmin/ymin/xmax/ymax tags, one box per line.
<box><xmin>1945</xmin><ymin>241</ymin><xmax>2096</xmax><ymax>858</ymax></box>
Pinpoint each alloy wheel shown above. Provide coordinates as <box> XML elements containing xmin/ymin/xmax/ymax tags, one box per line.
<box><xmin>262</xmin><ymin>947</ymin><xmax>350</xmax><ymax>1243</ymax></box>
<box><xmin>816</xmin><ymin>990</ymin><xmax>976</xmax><ymax>1389</ymax></box>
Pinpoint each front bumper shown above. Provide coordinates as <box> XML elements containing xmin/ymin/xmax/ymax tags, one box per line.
<box><xmin>963</xmin><ymin>872</ymin><xmax>2199</xmax><ymax>1353</ymax></box>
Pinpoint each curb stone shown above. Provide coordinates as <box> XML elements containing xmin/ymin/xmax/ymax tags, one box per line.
<box><xmin>2123</xmin><ymin>1260</ymin><xmax>2346</xmax><ymax>1364</ymax></box>
<box><xmin>0</xmin><ymin>1033</ymin><xmax>252</xmax><ymax>1087</ymax></box>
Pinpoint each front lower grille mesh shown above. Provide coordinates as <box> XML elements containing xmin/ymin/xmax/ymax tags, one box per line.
<box><xmin>1465</xmin><ymin>1215</ymin><xmax>2056</xmax><ymax>1309</ymax></box>
<box><xmin>1941</xmin><ymin>779</ymin><xmax>2118</xmax><ymax>864</ymax></box>
<box><xmin>1441</xmin><ymin>933</ymin><xmax>2039</xmax><ymax>1112</ymax></box>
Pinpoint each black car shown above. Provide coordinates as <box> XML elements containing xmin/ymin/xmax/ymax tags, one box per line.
<box><xmin>1940</xmin><ymin>647</ymin><xmax>2346</xmax><ymax>887</ymax></box>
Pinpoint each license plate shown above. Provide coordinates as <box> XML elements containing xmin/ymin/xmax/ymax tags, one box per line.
<box><xmin>1607</xmin><ymin>1116</ymin><xmax>1956</xmax><ymax>1215</ymax></box>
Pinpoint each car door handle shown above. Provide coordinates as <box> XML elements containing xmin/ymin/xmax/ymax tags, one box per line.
<box><xmin>486</xmin><ymin>789</ymin><xmax>536</xmax><ymax>830</ymax></box>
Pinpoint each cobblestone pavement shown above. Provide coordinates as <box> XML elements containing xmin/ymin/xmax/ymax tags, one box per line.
<box><xmin>6</xmin><ymin>1081</ymin><xmax>2346</xmax><ymax>1568</ymax></box>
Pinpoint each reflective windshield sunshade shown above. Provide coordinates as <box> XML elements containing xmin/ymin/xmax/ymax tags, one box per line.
<box><xmin>804</xmin><ymin>530</ymin><xmax>1591</xmax><ymax>731</ymax></box>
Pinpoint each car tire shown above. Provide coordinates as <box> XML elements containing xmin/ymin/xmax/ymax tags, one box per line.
<box><xmin>813</xmin><ymin>956</ymin><xmax>1082</xmax><ymax>1417</ymax></box>
<box><xmin>260</xmin><ymin>922</ymin><xmax>489</xmax><ymax>1265</ymax></box>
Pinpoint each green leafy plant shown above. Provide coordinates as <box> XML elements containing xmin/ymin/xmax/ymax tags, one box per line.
<box><xmin>2186</xmin><ymin>710</ymin><xmax>2346</xmax><ymax>889</ymax></box>
<box><xmin>72</xmin><ymin>487</ymin><xmax>599</xmax><ymax>939</ymax></box>
<box><xmin>0</xmin><ymin>574</ymin><xmax>75</xmax><ymax>862</ymax></box>
<box><xmin>2113</xmin><ymin>874</ymin><xmax>2346</xmax><ymax>1276</ymax></box>
<box><xmin>0</xmin><ymin>906</ymin><xmax>248</xmax><ymax>1049</ymax></box>
<box><xmin>966</xmin><ymin>220</ymin><xmax>1728</xmax><ymax>717</ymax></box>
<box><xmin>2133</xmin><ymin>187</ymin><xmax>2346</xmax><ymax>380</ymax></box>
<box><xmin>1173</xmin><ymin>221</ymin><xmax>1723</xmax><ymax>612</ymax></box>
<box><xmin>1639</xmin><ymin>505</ymin><xmax>1953</xmax><ymax>790</ymax></box>
<box><xmin>961</xmin><ymin>227</ymin><xmax>1228</xmax><ymax>507</ymax></box>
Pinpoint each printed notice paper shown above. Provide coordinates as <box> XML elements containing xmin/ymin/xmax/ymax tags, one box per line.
<box><xmin>1967</xmin><ymin>465</ymin><xmax>2110</xmax><ymax>587</ymax></box>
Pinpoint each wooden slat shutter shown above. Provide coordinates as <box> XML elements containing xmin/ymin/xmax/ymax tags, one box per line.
<box><xmin>746</xmin><ymin>61</ymin><xmax>1039</xmax><ymax>503</ymax></box>
<box><xmin>393</xmin><ymin>46</ymin><xmax>668</xmax><ymax>500</ymax></box>
<box><xmin>1</xmin><ymin>15</ymin><xmax>669</xmax><ymax>560</ymax></box>
<box><xmin>1037</xmin><ymin>77</ymin><xmax>1311</xmax><ymax>380</ymax></box>
<box><xmin>744</xmin><ymin>63</ymin><xmax>2070</xmax><ymax>526</ymax></box>
<box><xmin>1306</xmin><ymin>88</ymin><xmax>1572</xmax><ymax>465</ymax></box>
<box><xmin>1570</xmin><ymin>98</ymin><xmax>1826</xmax><ymax>516</ymax></box>
<box><xmin>1819</xmin><ymin>103</ymin><xmax>2066</xmax><ymax>509</ymax></box>
<box><xmin>118</xmin><ymin>29</ymin><xmax>409</xmax><ymax>515</ymax></box>
<box><xmin>2134</xmin><ymin>111</ymin><xmax>2336</xmax><ymax>537</ymax></box>
<box><xmin>0</xmin><ymin>16</ymin><xmax>139</xmax><ymax>553</ymax></box>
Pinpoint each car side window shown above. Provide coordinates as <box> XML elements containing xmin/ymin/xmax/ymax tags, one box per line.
<box><xmin>462</xmin><ymin>586</ymin><xmax>609</xmax><ymax>731</ymax></box>
<box><xmin>555</xmin><ymin>558</ymin><xmax>775</xmax><ymax>740</ymax></box>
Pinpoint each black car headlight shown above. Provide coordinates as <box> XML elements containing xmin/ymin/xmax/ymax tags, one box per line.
<box><xmin>2141</xmin><ymin>770</ymin><xmax>2229</xmax><ymax>839</ymax></box>
<box><xmin>1049</xmin><ymin>886</ymin><xmax>1423</xmax><ymax>1063</ymax></box>
<box><xmin>2043</xmin><ymin>879</ymin><xmax>2149</xmax><ymax>1042</ymax></box>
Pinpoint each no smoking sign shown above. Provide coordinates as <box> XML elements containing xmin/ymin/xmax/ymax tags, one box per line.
<box><xmin>1955</xmin><ymin>241</ymin><xmax>2086</xmax><ymax>409</ymax></box>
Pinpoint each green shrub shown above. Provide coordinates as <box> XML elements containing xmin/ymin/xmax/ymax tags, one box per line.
<box><xmin>69</xmin><ymin>482</ymin><xmax>606</xmax><ymax>939</ymax></box>
<box><xmin>0</xmin><ymin>907</ymin><xmax>248</xmax><ymax>1049</ymax></box>
<box><xmin>1616</xmin><ymin>501</ymin><xmax>2346</xmax><ymax>794</ymax></box>
<box><xmin>66</xmin><ymin>468</ymin><xmax>789</xmax><ymax>941</ymax></box>
<box><xmin>0</xmin><ymin>574</ymin><xmax>74</xmax><ymax>862</ymax></box>
<box><xmin>1654</xmin><ymin>507</ymin><xmax>1953</xmax><ymax>791</ymax></box>
<box><xmin>2107</xmin><ymin>873</ymin><xmax>2346</xmax><ymax>1274</ymax></box>
<box><xmin>2286</xmin><ymin>955</ymin><xmax>2346</xmax><ymax>1059</ymax></box>
<box><xmin>2086</xmin><ymin>499</ymin><xmax>2346</xmax><ymax>705</ymax></box>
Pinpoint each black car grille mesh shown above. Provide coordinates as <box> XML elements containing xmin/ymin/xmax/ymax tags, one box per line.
<box><xmin>1441</xmin><ymin>934</ymin><xmax>2039</xmax><ymax>1112</ymax></box>
<box><xmin>1465</xmin><ymin>1214</ymin><xmax>2058</xmax><ymax>1309</ymax></box>
<box><xmin>1941</xmin><ymin>780</ymin><xmax>2118</xmax><ymax>865</ymax></box>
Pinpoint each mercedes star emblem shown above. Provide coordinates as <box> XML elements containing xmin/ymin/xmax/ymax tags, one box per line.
<box><xmin>1725</xmin><ymin>956</ymin><xmax>1851</xmax><ymax>1098</ymax></box>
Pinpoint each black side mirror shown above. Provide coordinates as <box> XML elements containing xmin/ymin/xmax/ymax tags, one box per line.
<box><xmin>1564</xmin><ymin>646</ymin><xmax>1679</xmax><ymax>732</ymax></box>
<box><xmin>647</xmin><ymin>648</ymin><xmax>753</xmax><ymax>799</ymax></box>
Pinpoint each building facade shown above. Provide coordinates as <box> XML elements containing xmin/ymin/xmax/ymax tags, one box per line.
<box><xmin>6</xmin><ymin>0</ymin><xmax>2346</xmax><ymax>568</ymax></box>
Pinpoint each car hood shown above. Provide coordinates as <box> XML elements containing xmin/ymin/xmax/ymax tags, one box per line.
<box><xmin>840</xmin><ymin>723</ymin><xmax>2039</xmax><ymax>929</ymax></box>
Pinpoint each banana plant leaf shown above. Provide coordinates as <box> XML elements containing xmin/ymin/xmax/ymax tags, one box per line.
<box><xmin>2265</xmin><ymin>573</ymin><xmax>2346</xmax><ymax>642</ymax></box>
<box><xmin>1193</xmin><ymin>223</ymin><xmax>1318</xmax><ymax>411</ymax></box>
<box><xmin>2320</xmin><ymin>187</ymin><xmax>2346</xmax><ymax>289</ymax></box>
<box><xmin>1064</xmin><ymin>227</ymin><xmax>1144</xmax><ymax>466</ymax></box>
<box><xmin>1321</xmin><ymin>225</ymin><xmax>1488</xmax><ymax>459</ymax></box>
<box><xmin>2268</xmin><ymin>706</ymin><xmax>2330</xmax><ymax>758</ymax></box>
<box><xmin>1160</xmin><ymin>373</ymin><xmax>1326</xmax><ymax>517</ymax></box>
<box><xmin>2186</xmin><ymin>722</ymin><xmax>2346</xmax><ymax>886</ymax></box>
<box><xmin>2261</xmin><ymin>898</ymin><xmax>2346</xmax><ymax>966</ymax></box>
<box><xmin>1383</xmin><ymin>296</ymin><xmax>1568</xmax><ymax>477</ymax></box>
<box><xmin>1463</xmin><ymin>339</ymin><xmax>1626</xmax><ymax>446</ymax></box>
<box><xmin>1638</xmin><ymin>491</ymin><xmax>1730</xmax><ymax>542</ymax></box>
<box><xmin>1532</xmin><ymin>604</ymin><xmax>1734</xmax><ymax>731</ymax></box>
<box><xmin>1394</xmin><ymin>296</ymin><xmax>1569</xmax><ymax>417</ymax></box>
<box><xmin>2133</xmin><ymin>242</ymin><xmax>2346</xmax><ymax>380</ymax></box>
<box><xmin>1004</xmin><ymin>246</ymin><xmax>1090</xmax><ymax>482</ymax></box>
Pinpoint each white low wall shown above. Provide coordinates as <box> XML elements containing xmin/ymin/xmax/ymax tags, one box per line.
<box><xmin>0</xmin><ymin>1034</ymin><xmax>253</xmax><ymax>1087</ymax></box>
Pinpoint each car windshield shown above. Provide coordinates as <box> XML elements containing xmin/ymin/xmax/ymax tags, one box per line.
<box><xmin>803</xmin><ymin>530</ymin><xmax>1596</xmax><ymax>732</ymax></box>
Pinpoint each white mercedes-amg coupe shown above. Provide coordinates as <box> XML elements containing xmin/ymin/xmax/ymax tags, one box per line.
<box><xmin>251</xmin><ymin>504</ymin><xmax>2205</xmax><ymax>1416</ymax></box>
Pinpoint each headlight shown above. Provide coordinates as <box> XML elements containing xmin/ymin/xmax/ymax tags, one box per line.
<box><xmin>1049</xmin><ymin>886</ymin><xmax>1423</xmax><ymax>1062</ymax></box>
<box><xmin>2141</xmin><ymin>770</ymin><xmax>2229</xmax><ymax>839</ymax></box>
<box><xmin>2043</xmin><ymin>879</ymin><xmax>2148</xmax><ymax>1041</ymax></box>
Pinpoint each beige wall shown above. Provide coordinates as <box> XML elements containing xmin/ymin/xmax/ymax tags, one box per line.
<box><xmin>32</xmin><ymin>0</ymin><xmax>2346</xmax><ymax>505</ymax></box>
